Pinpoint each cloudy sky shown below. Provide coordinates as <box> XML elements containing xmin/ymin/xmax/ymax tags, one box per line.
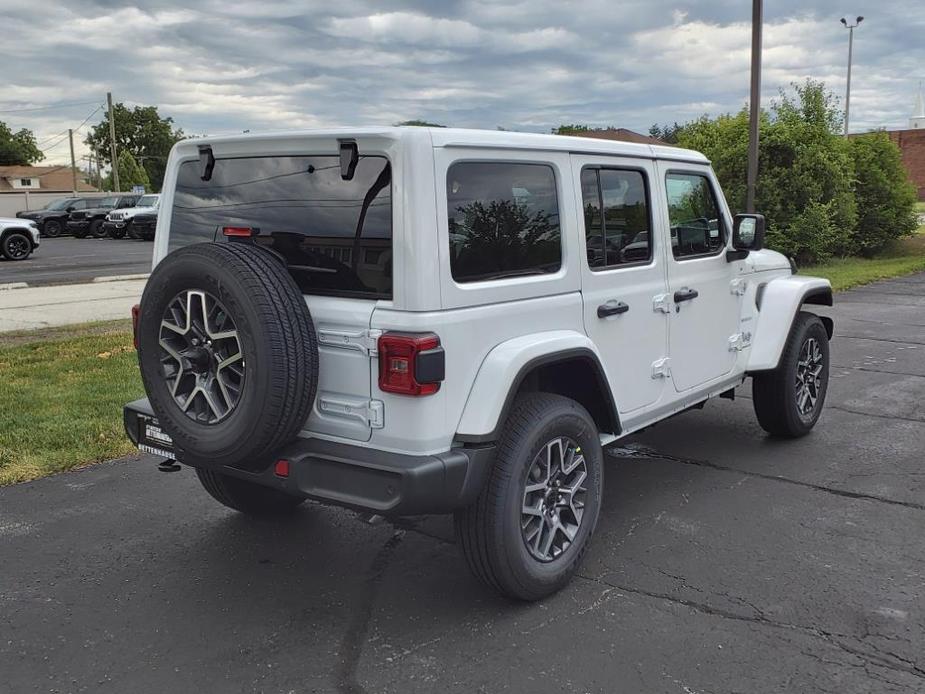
<box><xmin>2</xmin><ymin>0</ymin><xmax>923</xmax><ymax>165</ymax></box>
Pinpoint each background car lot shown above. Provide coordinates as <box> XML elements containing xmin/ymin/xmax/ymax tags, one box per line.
<box><xmin>0</xmin><ymin>236</ymin><xmax>151</xmax><ymax>286</ymax></box>
<box><xmin>1</xmin><ymin>273</ymin><xmax>922</xmax><ymax>693</ymax></box>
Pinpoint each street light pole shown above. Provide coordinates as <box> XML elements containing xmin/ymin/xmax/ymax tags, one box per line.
<box><xmin>841</xmin><ymin>16</ymin><xmax>864</xmax><ymax>136</ymax></box>
<box><xmin>746</xmin><ymin>0</ymin><xmax>763</xmax><ymax>213</ymax></box>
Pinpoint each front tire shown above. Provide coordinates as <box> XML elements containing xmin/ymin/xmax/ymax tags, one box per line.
<box><xmin>109</xmin><ymin>225</ymin><xmax>126</xmax><ymax>239</ymax></box>
<box><xmin>455</xmin><ymin>393</ymin><xmax>603</xmax><ymax>601</ymax></box>
<box><xmin>752</xmin><ymin>311</ymin><xmax>830</xmax><ymax>438</ymax></box>
<box><xmin>1</xmin><ymin>232</ymin><xmax>32</xmax><ymax>260</ymax></box>
<box><xmin>43</xmin><ymin>219</ymin><xmax>62</xmax><ymax>237</ymax></box>
<box><xmin>196</xmin><ymin>469</ymin><xmax>305</xmax><ymax>516</ymax></box>
<box><xmin>91</xmin><ymin>219</ymin><xmax>107</xmax><ymax>238</ymax></box>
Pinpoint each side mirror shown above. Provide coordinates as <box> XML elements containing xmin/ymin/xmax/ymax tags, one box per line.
<box><xmin>732</xmin><ymin>213</ymin><xmax>765</xmax><ymax>250</ymax></box>
<box><xmin>727</xmin><ymin>214</ymin><xmax>765</xmax><ymax>261</ymax></box>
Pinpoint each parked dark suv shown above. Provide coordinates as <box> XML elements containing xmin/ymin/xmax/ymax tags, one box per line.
<box><xmin>67</xmin><ymin>195</ymin><xmax>140</xmax><ymax>238</ymax></box>
<box><xmin>16</xmin><ymin>197</ymin><xmax>92</xmax><ymax>237</ymax></box>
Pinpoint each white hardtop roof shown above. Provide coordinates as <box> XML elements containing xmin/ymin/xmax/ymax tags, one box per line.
<box><xmin>176</xmin><ymin>126</ymin><xmax>709</xmax><ymax>164</ymax></box>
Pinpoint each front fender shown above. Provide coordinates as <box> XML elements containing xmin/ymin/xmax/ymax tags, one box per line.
<box><xmin>455</xmin><ymin>330</ymin><xmax>611</xmax><ymax>440</ymax></box>
<box><xmin>747</xmin><ymin>275</ymin><xmax>833</xmax><ymax>372</ymax></box>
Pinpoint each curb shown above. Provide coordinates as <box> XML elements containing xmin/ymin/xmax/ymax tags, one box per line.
<box><xmin>91</xmin><ymin>274</ymin><xmax>150</xmax><ymax>283</ymax></box>
<box><xmin>0</xmin><ymin>282</ymin><xmax>28</xmax><ymax>291</ymax></box>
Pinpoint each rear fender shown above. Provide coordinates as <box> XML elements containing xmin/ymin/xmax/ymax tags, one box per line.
<box><xmin>747</xmin><ymin>276</ymin><xmax>833</xmax><ymax>372</ymax></box>
<box><xmin>455</xmin><ymin>330</ymin><xmax>619</xmax><ymax>443</ymax></box>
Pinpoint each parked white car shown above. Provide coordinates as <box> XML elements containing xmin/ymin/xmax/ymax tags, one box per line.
<box><xmin>103</xmin><ymin>194</ymin><xmax>160</xmax><ymax>239</ymax></box>
<box><xmin>123</xmin><ymin>128</ymin><xmax>833</xmax><ymax>600</ymax></box>
<box><xmin>0</xmin><ymin>217</ymin><xmax>40</xmax><ymax>260</ymax></box>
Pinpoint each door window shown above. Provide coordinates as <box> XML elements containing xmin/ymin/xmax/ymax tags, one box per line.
<box><xmin>580</xmin><ymin>168</ymin><xmax>652</xmax><ymax>268</ymax></box>
<box><xmin>665</xmin><ymin>173</ymin><xmax>725</xmax><ymax>259</ymax></box>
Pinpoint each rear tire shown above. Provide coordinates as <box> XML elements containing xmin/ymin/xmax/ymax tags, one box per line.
<box><xmin>137</xmin><ymin>242</ymin><xmax>318</xmax><ymax>470</ymax></box>
<box><xmin>1</xmin><ymin>231</ymin><xmax>33</xmax><ymax>260</ymax></box>
<box><xmin>753</xmin><ymin>311</ymin><xmax>829</xmax><ymax>438</ymax></box>
<box><xmin>196</xmin><ymin>469</ymin><xmax>305</xmax><ymax>516</ymax></box>
<box><xmin>455</xmin><ymin>393</ymin><xmax>603</xmax><ymax>601</ymax></box>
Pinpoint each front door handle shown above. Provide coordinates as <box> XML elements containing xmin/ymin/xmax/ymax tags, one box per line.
<box><xmin>597</xmin><ymin>301</ymin><xmax>630</xmax><ymax>318</ymax></box>
<box><xmin>673</xmin><ymin>288</ymin><xmax>699</xmax><ymax>303</ymax></box>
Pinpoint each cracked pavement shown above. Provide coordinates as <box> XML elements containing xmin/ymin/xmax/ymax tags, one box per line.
<box><xmin>1</xmin><ymin>273</ymin><xmax>924</xmax><ymax>693</ymax></box>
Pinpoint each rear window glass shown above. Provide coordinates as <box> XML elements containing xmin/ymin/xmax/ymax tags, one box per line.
<box><xmin>169</xmin><ymin>155</ymin><xmax>392</xmax><ymax>298</ymax></box>
<box><xmin>446</xmin><ymin>161</ymin><xmax>561</xmax><ymax>283</ymax></box>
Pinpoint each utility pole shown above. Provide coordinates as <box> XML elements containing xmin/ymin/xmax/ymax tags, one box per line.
<box><xmin>841</xmin><ymin>16</ymin><xmax>864</xmax><ymax>136</ymax></box>
<box><xmin>746</xmin><ymin>0</ymin><xmax>763</xmax><ymax>213</ymax></box>
<box><xmin>68</xmin><ymin>128</ymin><xmax>78</xmax><ymax>194</ymax></box>
<box><xmin>107</xmin><ymin>91</ymin><xmax>120</xmax><ymax>192</ymax></box>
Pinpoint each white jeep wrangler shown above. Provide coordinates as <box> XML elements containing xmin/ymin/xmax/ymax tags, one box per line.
<box><xmin>124</xmin><ymin>128</ymin><xmax>833</xmax><ymax>600</ymax></box>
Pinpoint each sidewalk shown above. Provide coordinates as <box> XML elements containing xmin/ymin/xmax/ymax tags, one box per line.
<box><xmin>0</xmin><ymin>279</ymin><xmax>146</xmax><ymax>332</ymax></box>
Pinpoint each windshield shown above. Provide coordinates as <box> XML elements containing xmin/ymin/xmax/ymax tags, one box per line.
<box><xmin>137</xmin><ymin>195</ymin><xmax>158</xmax><ymax>207</ymax></box>
<box><xmin>46</xmin><ymin>198</ymin><xmax>76</xmax><ymax>211</ymax></box>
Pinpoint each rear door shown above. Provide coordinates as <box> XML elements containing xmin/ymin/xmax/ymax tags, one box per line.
<box><xmin>571</xmin><ymin>154</ymin><xmax>669</xmax><ymax>415</ymax></box>
<box><xmin>165</xmin><ymin>152</ymin><xmax>394</xmax><ymax>441</ymax></box>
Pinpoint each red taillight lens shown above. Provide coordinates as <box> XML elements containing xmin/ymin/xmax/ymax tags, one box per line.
<box><xmin>131</xmin><ymin>304</ymin><xmax>141</xmax><ymax>349</ymax></box>
<box><xmin>274</xmin><ymin>459</ymin><xmax>290</xmax><ymax>478</ymax></box>
<box><xmin>377</xmin><ymin>332</ymin><xmax>444</xmax><ymax>396</ymax></box>
<box><xmin>222</xmin><ymin>226</ymin><xmax>256</xmax><ymax>237</ymax></box>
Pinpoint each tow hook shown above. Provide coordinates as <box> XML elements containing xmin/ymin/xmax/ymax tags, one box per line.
<box><xmin>157</xmin><ymin>459</ymin><xmax>182</xmax><ymax>472</ymax></box>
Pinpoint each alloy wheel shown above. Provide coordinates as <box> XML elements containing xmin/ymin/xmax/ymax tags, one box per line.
<box><xmin>795</xmin><ymin>337</ymin><xmax>824</xmax><ymax>417</ymax></box>
<box><xmin>521</xmin><ymin>437</ymin><xmax>588</xmax><ymax>562</ymax></box>
<box><xmin>5</xmin><ymin>235</ymin><xmax>30</xmax><ymax>259</ymax></box>
<box><xmin>158</xmin><ymin>289</ymin><xmax>245</xmax><ymax>424</ymax></box>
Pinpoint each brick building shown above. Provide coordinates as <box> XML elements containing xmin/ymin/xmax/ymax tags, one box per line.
<box><xmin>885</xmin><ymin>85</ymin><xmax>925</xmax><ymax>200</ymax></box>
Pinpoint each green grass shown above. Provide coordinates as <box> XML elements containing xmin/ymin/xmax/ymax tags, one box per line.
<box><xmin>803</xmin><ymin>228</ymin><xmax>925</xmax><ymax>291</ymax></box>
<box><xmin>0</xmin><ymin>321</ymin><xmax>144</xmax><ymax>485</ymax></box>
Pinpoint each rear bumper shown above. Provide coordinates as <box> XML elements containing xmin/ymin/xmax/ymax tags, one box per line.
<box><xmin>123</xmin><ymin>398</ymin><xmax>494</xmax><ymax>516</ymax></box>
<box><xmin>102</xmin><ymin>221</ymin><xmax>126</xmax><ymax>231</ymax></box>
<box><xmin>66</xmin><ymin>220</ymin><xmax>90</xmax><ymax>231</ymax></box>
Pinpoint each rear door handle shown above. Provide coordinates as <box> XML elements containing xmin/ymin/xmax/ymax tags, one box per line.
<box><xmin>597</xmin><ymin>301</ymin><xmax>630</xmax><ymax>318</ymax></box>
<box><xmin>673</xmin><ymin>288</ymin><xmax>699</xmax><ymax>303</ymax></box>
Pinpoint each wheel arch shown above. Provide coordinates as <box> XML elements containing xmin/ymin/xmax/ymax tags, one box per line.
<box><xmin>748</xmin><ymin>276</ymin><xmax>833</xmax><ymax>372</ymax></box>
<box><xmin>0</xmin><ymin>227</ymin><xmax>35</xmax><ymax>246</ymax></box>
<box><xmin>455</xmin><ymin>332</ymin><xmax>620</xmax><ymax>444</ymax></box>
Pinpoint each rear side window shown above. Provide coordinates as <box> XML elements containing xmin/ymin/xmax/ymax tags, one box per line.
<box><xmin>446</xmin><ymin>162</ymin><xmax>561</xmax><ymax>283</ymax></box>
<box><xmin>580</xmin><ymin>167</ymin><xmax>652</xmax><ymax>268</ymax></box>
<box><xmin>665</xmin><ymin>172</ymin><xmax>725</xmax><ymax>259</ymax></box>
<box><xmin>169</xmin><ymin>155</ymin><xmax>392</xmax><ymax>298</ymax></box>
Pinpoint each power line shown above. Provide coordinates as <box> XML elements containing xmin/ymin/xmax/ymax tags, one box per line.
<box><xmin>38</xmin><ymin>106</ymin><xmax>103</xmax><ymax>153</ymax></box>
<box><xmin>0</xmin><ymin>99</ymin><xmax>101</xmax><ymax>114</ymax></box>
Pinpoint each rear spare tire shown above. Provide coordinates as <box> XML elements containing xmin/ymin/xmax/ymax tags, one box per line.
<box><xmin>137</xmin><ymin>242</ymin><xmax>319</xmax><ymax>470</ymax></box>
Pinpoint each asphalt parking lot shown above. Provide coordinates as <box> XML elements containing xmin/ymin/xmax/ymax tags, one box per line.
<box><xmin>0</xmin><ymin>237</ymin><xmax>152</xmax><ymax>286</ymax></box>
<box><xmin>1</xmin><ymin>273</ymin><xmax>923</xmax><ymax>693</ymax></box>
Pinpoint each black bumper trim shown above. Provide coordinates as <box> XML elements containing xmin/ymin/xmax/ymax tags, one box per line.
<box><xmin>124</xmin><ymin>398</ymin><xmax>494</xmax><ymax>516</ymax></box>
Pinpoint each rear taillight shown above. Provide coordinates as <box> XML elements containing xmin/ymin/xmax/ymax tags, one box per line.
<box><xmin>131</xmin><ymin>304</ymin><xmax>141</xmax><ymax>349</ymax></box>
<box><xmin>377</xmin><ymin>332</ymin><xmax>444</xmax><ymax>396</ymax></box>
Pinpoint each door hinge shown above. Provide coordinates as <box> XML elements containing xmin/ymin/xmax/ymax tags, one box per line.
<box><xmin>653</xmin><ymin>293</ymin><xmax>672</xmax><ymax>314</ymax></box>
<box><xmin>728</xmin><ymin>331</ymin><xmax>753</xmax><ymax>351</ymax></box>
<box><xmin>318</xmin><ymin>396</ymin><xmax>385</xmax><ymax>429</ymax></box>
<box><xmin>317</xmin><ymin>328</ymin><xmax>382</xmax><ymax>356</ymax></box>
<box><xmin>651</xmin><ymin>357</ymin><xmax>671</xmax><ymax>379</ymax></box>
<box><xmin>730</xmin><ymin>278</ymin><xmax>748</xmax><ymax>296</ymax></box>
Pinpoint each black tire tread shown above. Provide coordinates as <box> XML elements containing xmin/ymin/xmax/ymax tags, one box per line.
<box><xmin>195</xmin><ymin>468</ymin><xmax>304</xmax><ymax>516</ymax></box>
<box><xmin>753</xmin><ymin>311</ymin><xmax>828</xmax><ymax>438</ymax></box>
<box><xmin>139</xmin><ymin>242</ymin><xmax>318</xmax><ymax>469</ymax></box>
<box><xmin>455</xmin><ymin>392</ymin><xmax>601</xmax><ymax>600</ymax></box>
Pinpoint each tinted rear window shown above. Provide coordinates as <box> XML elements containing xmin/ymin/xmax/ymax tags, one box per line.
<box><xmin>169</xmin><ymin>155</ymin><xmax>392</xmax><ymax>298</ymax></box>
<box><xmin>446</xmin><ymin>161</ymin><xmax>561</xmax><ymax>283</ymax></box>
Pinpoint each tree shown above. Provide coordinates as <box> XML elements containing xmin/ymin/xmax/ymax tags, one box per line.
<box><xmin>104</xmin><ymin>151</ymin><xmax>149</xmax><ymax>192</ymax></box>
<box><xmin>552</xmin><ymin>124</ymin><xmax>594</xmax><ymax>135</ymax></box>
<box><xmin>84</xmin><ymin>104</ymin><xmax>183</xmax><ymax>192</ymax></box>
<box><xmin>0</xmin><ymin>121</ymin><xmax>44</xmax><ymax>165</ymax></box>
<box><xmin>395</xmin><ymin>119</ymin><xmax>445</xmax><ymax>127</ymax></box>
<box><xmin>648</xmin><ymin>122</ymin><xmax>684</xmax><ymax>144</ymax></box>
<box><xmin>849</xmin><ymin>132</ymin><xmax>920</xmax><ymax>255</ymax></box>
<box><xmin>676</xmin><ymin>80</ymin><xmax>857</xmax><ymax>263</ymax></box>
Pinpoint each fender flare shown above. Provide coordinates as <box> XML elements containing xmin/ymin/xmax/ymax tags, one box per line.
<box><xmin>747</xmin><ymin>276</ymin><xmax>833</xmax><ymax>372</ymax></box>
<box><xmin>0</xmin><ymin>227</ymin><xmax>35</xmax><ymax>246</ymax></box>
<box><xmin>455</xmin><ymin>330</ymin><xmax>620</xmax><ymax>444</ymax></box>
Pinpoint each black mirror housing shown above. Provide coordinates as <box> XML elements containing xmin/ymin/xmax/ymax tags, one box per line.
<box><xmin>732</xmin><ymin>213</ymin><xmax>766</xmax><ymax>252</ymax></box>
<box><xmin>339</xmin><ymin>140</ymin><xmax>359</xmax><ymax>181</ymax></box>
